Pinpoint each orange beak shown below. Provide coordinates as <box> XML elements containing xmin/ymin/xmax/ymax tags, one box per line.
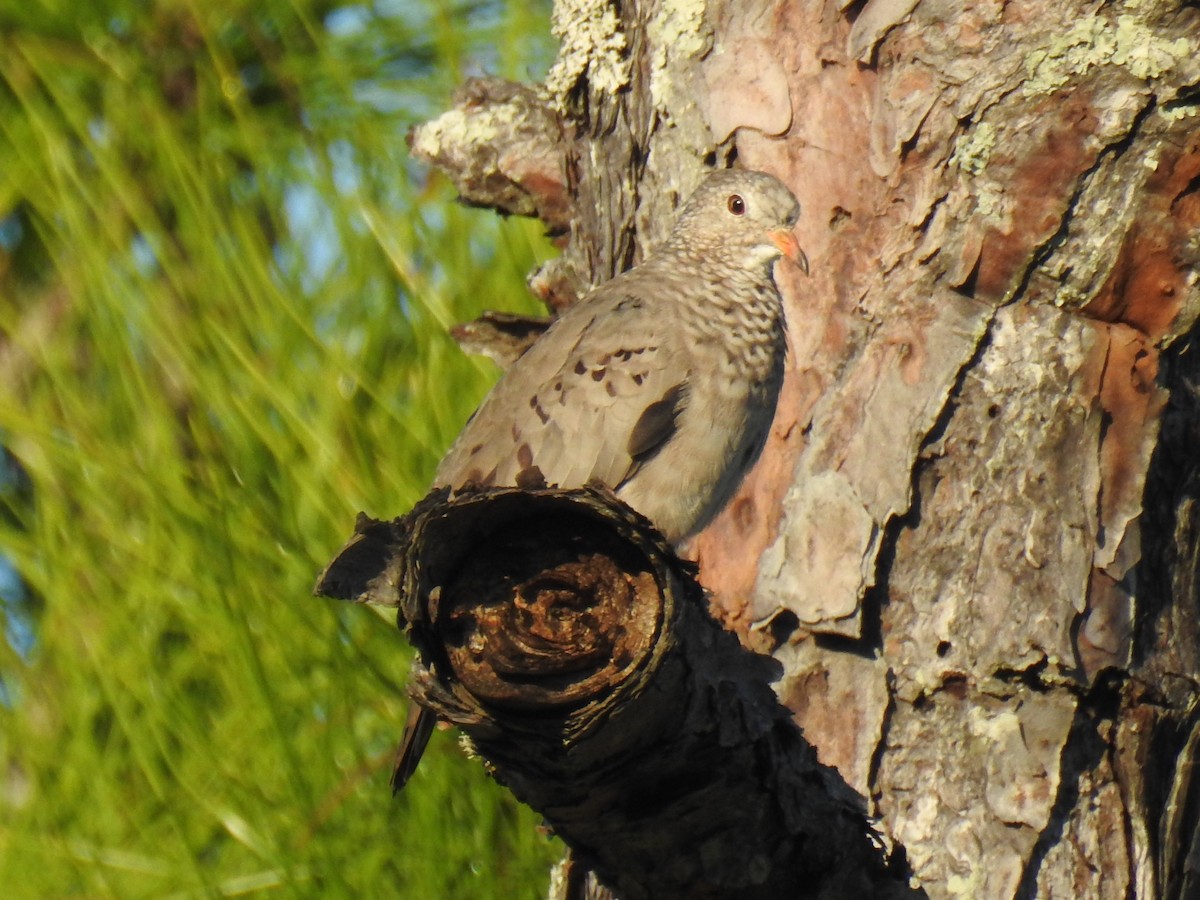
<box><xmin>768</xmin><ymin>227</ymin><xmax>809</xmax><ymax>275</ymax></box>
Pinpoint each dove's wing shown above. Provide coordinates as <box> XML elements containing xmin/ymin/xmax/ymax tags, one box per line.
<box><xmin>434</xmin><ymin>277</ymin><xmax>689</xmax><ymax>494</ymax></box>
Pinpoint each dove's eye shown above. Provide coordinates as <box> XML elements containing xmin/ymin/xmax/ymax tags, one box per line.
<box><xmin>727</xmin><ymin>194</ymin><xmax>746</xmax><ymax>216</ymax></box>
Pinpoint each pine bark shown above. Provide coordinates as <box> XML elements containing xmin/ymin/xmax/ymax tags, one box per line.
<box><xmin>406</xmin><ymin>1</ymin><xmax>1200</xmax><ymax>896</ymax></box>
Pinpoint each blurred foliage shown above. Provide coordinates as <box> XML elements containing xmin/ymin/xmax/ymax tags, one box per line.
<box><xmin>0</xmin><ymin>0</ymin><xmax>562</xmax><ymax>896</ymax></box>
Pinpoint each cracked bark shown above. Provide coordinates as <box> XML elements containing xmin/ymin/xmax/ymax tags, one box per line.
<box><xmin>394</xmin><ymin>1</ymin><xmax>1200</xmax><ymax>897</ymax></box>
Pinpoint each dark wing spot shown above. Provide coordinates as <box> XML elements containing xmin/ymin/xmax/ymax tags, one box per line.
<box><xmin>517</xmin><ymin>442</ymin><xmax>533</xmax><ymax>469</ymax></box>
<box><xmin>591</xmin><ymin>367</ymin><xmax>606</xmax><ymax>381</ymax></box>
<box><xmin>632</xmin><ymin>372</ymin><xmax>644</xmax><ymax>385</ymax></box>
<box><xmin>463</xmin><ymin>466</ymin><xmax>498</xmax><ymax>487</ymax></box>
<box><xmin>515</xmin><ymin>464</ymin><xmax>546</xmax><ymax>490</ymax></box>
<box><xmin>605</xmin><ymin>381</ymin><xmax>617</xmax><ymax>397</ymax></box>
<box><xmin>574</xmin><ymin>360</ymin><xmax>586</xmax><ymax>375</ymax></box>
<box><xmin>530</xmin><ymin>396</ymin><xmax>550</xmax><ymax>424</ymax></box>
<box><xmin>627</xmin><ymin>382</ymin><xmax>687</xmax><ymax>462</ymax></box>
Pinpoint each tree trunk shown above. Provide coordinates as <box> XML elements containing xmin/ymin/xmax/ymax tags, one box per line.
<box><xmin>409</xmin><ymin>1</ymin><xmax>1200</xmax><ymax>896</ymax></box>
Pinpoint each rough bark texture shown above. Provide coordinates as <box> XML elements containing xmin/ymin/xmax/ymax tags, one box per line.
<box><xmin>405</xmin><ymin>1</ymin><xmax>1200</xmax><ymax>897</ymax></box>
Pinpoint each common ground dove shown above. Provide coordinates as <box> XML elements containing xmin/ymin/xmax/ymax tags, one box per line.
<box><xmin>390</xmin><ymin>168</ymin><xmax>807</xmax><ymax>790</ymax></box>
<box><xmin>436</xmin><ymin>168</ymin><xmax>804</xmax><ymax>539</ymax></box>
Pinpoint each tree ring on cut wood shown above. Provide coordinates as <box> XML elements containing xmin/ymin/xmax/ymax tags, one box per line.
<box><xmin>433</xmin><ymin>511</ymin><xmax>662</xmax><ymax>710</ymax></box>
<box><xmin>402</xmin><ymin>485</ymin><xmax>677</xmax><ymax>716</ymax></box>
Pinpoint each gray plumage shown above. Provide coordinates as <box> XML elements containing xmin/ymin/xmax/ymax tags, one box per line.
<box><xmin>434</xmin><ymin>168</ymin><xmax>803</xmax><ymax>542</ymax></box>
<box><xmin>390</xmin><ymin>169</ymin><xmax>803</xmax><ymax>792</ymax></box>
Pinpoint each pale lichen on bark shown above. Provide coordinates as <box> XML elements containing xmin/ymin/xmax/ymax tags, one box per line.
<box><xmin>1021</xmin><ymin>8</ymin><xmax>1194</xmax><ymax>96</ymax></box>
<box><xmin>545</xmin><ymin>0</ymin><xmax>630</xmax><ymax>107</ymax></box>
<box><xmin>408</xmin><ymin>79</ymin><xmax>569</xmax><ymax>229</ymax></box>
<box><xmin>645</xmin><ymin>0</ymin><xmax>710</xmax><ymax>114</ymax></box>
<box><xmin>637</xmin><ymin>0</ymin><xmax>716</xmax><ymax>245</ymax></box>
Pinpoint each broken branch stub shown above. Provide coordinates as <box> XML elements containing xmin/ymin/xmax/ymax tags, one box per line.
<box><xmin>407</xmin><ymin>77</ymin><xmax>571</xmax><ymax>232</ymax></box>
<box><xmin>318</xmin><ymin>484</ymin><xmax>918</xmax><ymax>899</ymax></box>
<box><xmin>449</xmin><ymin>310</ymin><xmax>551</xmax><ymax>369</ymax></box>
<box><xmin>407</xmin><ymin>485</ymin><xmax>669</xmax><ymax>718</ymax></box>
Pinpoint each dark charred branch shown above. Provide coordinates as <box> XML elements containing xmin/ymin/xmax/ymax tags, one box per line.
<box><xmin>316</xmin><ymin>485</ymin><xmax>922</xmax><ymax>899</ymax></box>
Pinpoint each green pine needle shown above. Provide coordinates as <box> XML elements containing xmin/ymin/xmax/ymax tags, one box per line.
<box><xmin>0</xmin><ymin>2</ymin><xmax>562</xmax><ymax>896</ymax></box>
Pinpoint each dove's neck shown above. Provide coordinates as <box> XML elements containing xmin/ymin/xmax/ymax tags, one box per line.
<box><xmin>643</xmin><ymin>238</ymin><xmax>783</xmax><ymax>307</ymax></box>
<box><xmin>633</xmin><ymin>242</ymin><xmax>787</xmax><ymax>383</ymax></box>
<box><xmin>653</xmin><ymin>233</ymin><xmax>781</xmax><ymax>277</ymax></box>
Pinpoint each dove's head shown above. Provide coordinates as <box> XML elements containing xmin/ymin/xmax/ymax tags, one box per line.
<box><xmin>671</xmin><ymin>169</ymin><xmax>808</xmax><ymax>275</ymax></box>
